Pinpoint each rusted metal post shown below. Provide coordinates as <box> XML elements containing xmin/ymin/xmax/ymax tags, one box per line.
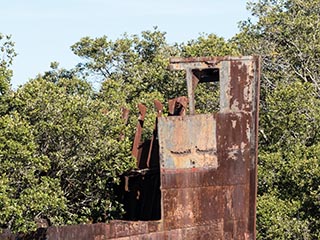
<box><xmin>186</xmin><ymin>69</ymin><xmax>197</xmax><ymax>115</ymax></box>
<box><xmin>146</xmin><ymin>100</ymin><xmax>163</xmax><ymax>168</ymax></box>
<box><xmin>132</xmin><ymin>103</ymin><xmax>147</xmax><ymax>168</ymax></box>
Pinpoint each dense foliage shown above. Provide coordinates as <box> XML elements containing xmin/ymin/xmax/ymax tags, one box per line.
<box><xmin>1</xmin><ymin>61</ymin><xmax>134</xmax><ymax>231</ymax></box>
<box><xmin>233</xmin><ymin>0</ymin><xmax>320</xmax><ymax>239</ymax></box>
<box><xmin>1</xmin><ymin>0</ymin><xmax>320</xmax><ymax>238</ymax></box>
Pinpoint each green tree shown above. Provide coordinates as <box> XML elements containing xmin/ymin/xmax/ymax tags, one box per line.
<box><xmin>0</xmin><ymin>33</ymin><xmax>16</xmax><ymax>115</ymax></box>
<box><xmin>233</xmin><ymin>0</ymin><xmax>320</xmax><ymax>238</ymax></box>
<box><xmin>72</xmin><ymin>29</ymin><xmax>239</xmax><ymax>139</ymax></box>
<box><xmin>71</xmin><ymin>27</ymin><xmax>185</xmax><ymax>139</ymax></box>
<box><xmin>257</xmin><ymin>82</ymin><xmax>320</xmax><ymax>239</ymax></box>
<box><xmin>0</xmin><ymin>34</ymin><xmax>63</xmax><ymax>233</ymax></box>
<box><xmin>1</xmin><ymin>58</ymin><xmax>135</xmax><ymax>233</ymax></box>
<box><xmin>0</xmin><ymin>112</ymin><xmax>66</xmax><ymax>232</ymax></box>
<box><xmin>71</xmin><ymin>27</ymin><xmax>183</xmax><ymax>99</ymax></box>
<box><xmin>235</xmin><ymin>0</ymin><xmax>320</xmax><ymax>90</ymax></box>
<box><xmin>0</xmin><ymin>33</ymin><xmax>16</xmax><ymax>96</ymax></box>
<box><xmin>13</xmin><ymin>74</ymin><xmax>135</xmax><ymax>228</ymax></box>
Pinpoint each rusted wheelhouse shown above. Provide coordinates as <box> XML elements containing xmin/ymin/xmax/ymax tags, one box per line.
<box><xmin>45</xmin><ymin>56</ymin><xmax>261</xmax><ymax>240</ymax></box>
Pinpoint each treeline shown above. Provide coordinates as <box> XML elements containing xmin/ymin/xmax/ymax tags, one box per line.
<box><xmin>1</xmin><ymin>0</ymin><xmax>320</xmax><ymax>239</ymax></box>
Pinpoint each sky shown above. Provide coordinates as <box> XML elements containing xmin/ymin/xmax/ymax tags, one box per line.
<box><xmin>1</xmin><ymin>0</ymin><xmax>252</xmax><ymax>89</ymax></box>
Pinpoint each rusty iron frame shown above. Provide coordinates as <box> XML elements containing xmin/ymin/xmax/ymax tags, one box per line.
<box><xmin>158</xmin><ymin>56</ymin><xmax>260</xmax><ymax>239</ymax></box>
<box><xmin>23</xmin><ymin>56</ymin><xmax>260</xmax><ymax>240</ymax></box>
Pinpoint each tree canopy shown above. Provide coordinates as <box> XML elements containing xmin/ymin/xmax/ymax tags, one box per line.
<box><xmin>233</xmin><ymin>0</ymin><xmax>320</xmax><ymax>238</ymax></box>
<box><xmin>1</xmin><ymin>0</ymin><xmax>320</xmax><ymax>238</ymax></box>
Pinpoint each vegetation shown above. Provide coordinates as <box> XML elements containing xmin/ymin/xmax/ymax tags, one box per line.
<box><xmin>1</xmin><ymin>0</ymin><xmax>320</xmax><ymax>238</ymax></box>
<box><xmin>233</xmin><ymin>0</ymin><xmax>320</xmax><ymax>238</ymax></box>
<box><xmin>1</xmin><ymin>62</ymin><xmax>135</xmax><ymax>231</ymax></box>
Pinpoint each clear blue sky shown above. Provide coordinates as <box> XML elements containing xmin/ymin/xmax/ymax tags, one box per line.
<box><xmin>1</xmin><ymin>0</ymin><xmax>252</xmax><ymax>89</ymax></box>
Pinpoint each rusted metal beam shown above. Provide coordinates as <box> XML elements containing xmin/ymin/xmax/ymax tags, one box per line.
<box><xmin>168</xmin><ymin>96</ymin><xmax>188</xmax><ymax>116</ymax></box>
<box><xmin>146</xmin><ymin>100</ymin><xmax>163</xmax><ymax>168</ymax></box>
<box><xmin>169</xmin><ymin>56</ymin><xmax>256</xmax><ymax>70</ymax></box>
<box><xmin>132</xmin><ymin>103</ymin><xmax>147</xmax><ymax>167</ymax></box>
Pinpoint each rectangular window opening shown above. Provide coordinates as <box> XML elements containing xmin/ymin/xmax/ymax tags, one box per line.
<box><xmin>193</xmin><ymin>68</ymin><xmax>220</xmax><ymax>114</ymax></box>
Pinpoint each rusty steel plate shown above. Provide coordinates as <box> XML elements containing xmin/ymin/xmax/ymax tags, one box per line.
<box><xmin>158</xmin><ymin>114</ymin><xmax>218</xmax><ymax>169</ymax></box>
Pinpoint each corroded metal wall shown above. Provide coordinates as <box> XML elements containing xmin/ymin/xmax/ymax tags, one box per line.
<box><xmin>24</xmin><ymin>56</ymin><xmax>260</xmax><ymax>240</ymax></box>
<box><xmin>158</xmin><ymin>56</ymin><xmax>260</xmax><ymax>240</ymax></box>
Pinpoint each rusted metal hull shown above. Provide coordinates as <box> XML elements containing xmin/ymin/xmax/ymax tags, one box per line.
<box><xmin>159</xmin><ymin>112</ymin><xmax>256</xmax><ymax>239</ymax></box>
<box><xmin>14</xmin><ymin>56</ymin><xmax>260</xmax><ymax>240</ymax></box>
<box><xmin>158</xmin><ymin>56</ymin><xmax>260</xmax><ymax>239</ymax></box>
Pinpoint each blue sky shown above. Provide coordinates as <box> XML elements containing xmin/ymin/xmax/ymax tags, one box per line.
<box><xmin>1</xmin><ymin>0</ymin><xmax>252</xmax><ymax>88</ymax></box>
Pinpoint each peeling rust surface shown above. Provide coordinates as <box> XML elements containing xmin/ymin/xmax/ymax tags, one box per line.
<box><xmin>158</xmin><ymin>114</ymin><xmax>218</xmax><ymax>169</ymax></box>
<box><xmin>159</xmin><ymin>56</ymin><xmax>260</xmax><ymax>240</ymax></box>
